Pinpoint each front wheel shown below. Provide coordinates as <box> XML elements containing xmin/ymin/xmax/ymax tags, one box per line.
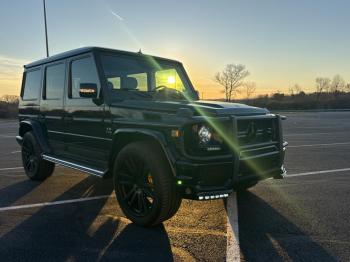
<box><xmin>113</xmin><ymin>141</ymin><xmax>182</xmax><ymax>227</ymax></box>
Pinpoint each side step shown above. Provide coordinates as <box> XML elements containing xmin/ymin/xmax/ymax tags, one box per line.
<box><xmin>42</xmin><ymin>154</ymin><xmax>107</xmax><ymax>178</ymax></box>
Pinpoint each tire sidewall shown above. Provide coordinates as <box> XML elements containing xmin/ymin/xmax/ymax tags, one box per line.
<box><xmin>22</xmin><ymin>132</ymin><xmax>41</xmax><ymax>179</ymax></box>
<box><xmin>113</xmin><ymin>142</ymin><xmax>170</xmax><ymax>226</ymax></box>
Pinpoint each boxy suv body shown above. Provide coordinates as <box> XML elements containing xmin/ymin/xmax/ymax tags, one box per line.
<box><xmin>17</xmin><ymin>47</ymin><xmax>287</xmax><ymax>226</ymax></box>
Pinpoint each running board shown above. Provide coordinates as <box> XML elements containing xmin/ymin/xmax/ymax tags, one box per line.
<box><xmin>42</xmin><ymin>154</ymin><xmax>107</xmax><ymax>178</ymax></box>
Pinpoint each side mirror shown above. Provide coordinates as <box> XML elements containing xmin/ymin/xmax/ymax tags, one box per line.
<box><xmin>79</xmin><ymin>83</ymin><xmax>98</xmax><ymax>98</ymax></box>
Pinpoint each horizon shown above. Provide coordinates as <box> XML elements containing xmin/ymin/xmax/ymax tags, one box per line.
<box><xmin>1</xmin><ymin>0</ymin><xmax>350</xmax><ymax>99</ymax></box>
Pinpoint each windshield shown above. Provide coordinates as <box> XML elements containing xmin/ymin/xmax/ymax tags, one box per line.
<box><xmin>100</xmin><ymin>53</ymin><xmax>197</xmax><ymax>101</ymax></box>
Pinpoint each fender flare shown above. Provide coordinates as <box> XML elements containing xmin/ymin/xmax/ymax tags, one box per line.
<box><xmin>110</xmin><ymin>128</ymin><xmax>176</xmax><ymax>176</ymax></box>
<box><xmin>19</xmin><ymin>120</ymin><xmax>51</xmax><ymax>153</ymax></box>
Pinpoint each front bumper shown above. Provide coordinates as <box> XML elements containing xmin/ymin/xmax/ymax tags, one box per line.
<box><xmin>175</xmin><ymin>143</ymin><xmax>287</xmax><ymax>200</ymax></box>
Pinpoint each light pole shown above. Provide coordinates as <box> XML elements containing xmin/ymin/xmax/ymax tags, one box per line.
<box><xmin>43</xmin><ymin>0</ymin><xmax>49</xmax><ymax>57</ymax></box>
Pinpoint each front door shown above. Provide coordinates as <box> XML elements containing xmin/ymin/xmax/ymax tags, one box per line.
<box><xmin>63</xmin><ymin>55</ymin><xmax>109</xmax><ymax>169</ymax></box>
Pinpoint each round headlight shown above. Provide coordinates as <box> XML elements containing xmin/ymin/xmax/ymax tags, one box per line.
<box><xmin>198</xmin><ymin>125</ymin><xmax>212</xmax><ymax>144</ymax></box>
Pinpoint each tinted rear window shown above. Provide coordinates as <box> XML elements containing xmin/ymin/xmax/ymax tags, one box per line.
<box><xmin>45</xmin><ymin>63</ymin><xmax>65</xmax><ymax>99</ymax></box>
<box><xmin>23</xmin><ymin>69</ymin><xmax>41</xmax><ymax>100</ymax></box>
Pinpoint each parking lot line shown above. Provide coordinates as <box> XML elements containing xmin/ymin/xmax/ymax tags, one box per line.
<box><xmin>0</xmin><ymin>134</ymin><xmax>16</xmax><ymax>138</ymax></box>
<box><xmin>0</xmin><ymin>195</ymin><xmax>111</xmax><ymax>212</ymax></box>
<box><xmin>288</xmin><ymin>142</ymin><xmax>350</xmax><ymax>148</ymax></box>
<box><xmin>0</xmin><ymin>167</ymin><xmax>23</xmax><ymax>171</ymax></box>
<box><xmin>284</xmin><ymin>132</ymin><xmax>333</xmax><ymax>136</ymax></box>
<box><xmin>226</xmin><ymin>192</ymin><xmax>240</xmax><ymax>262</ymax></box>
<box><xmin>287</xmin><ymin>168</ymin><xmax>350</xmax><ymax>177</ymax></box>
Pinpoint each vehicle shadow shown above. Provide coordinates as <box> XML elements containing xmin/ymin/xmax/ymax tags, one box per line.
<box><xmin>0</xmin><ymin>175</ymin><xmax>173</xmax><ymax>261</ymax></box>
<box><xmin>0</xmin><ymin>178</ymin><xmax>41</xmax><ymax>207</ymax></box>
<box><xmin>100</xmin><ymin>223</ymin><xmax>173</xmax><ymax>262</ymax></box>
<box><xmin>236</xmin><ymin>190</ymin><xmax>336</xmax><ymax>261</ymax></box>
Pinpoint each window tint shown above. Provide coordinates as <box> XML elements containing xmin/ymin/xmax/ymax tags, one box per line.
<box><xmin>127</xmin><ymin>73</ymin><xmax>148</xmax><ymax>91</ymax></box>
<box><xmin>23</xmin><ymin>69</ymin><xmax>41</xmax><ymax>100</ymax></box>
<box><xmin>71</xmin><ymin>57</ymin><xmax>100</xmax><ymax>98</ymax></box>
<box><xmin>45</xmin><ymin>63</ymin><xmax>65</xmax><ymax>99</ymax></box>
<box><xmin>107</xmin><ymin>77</ymin><xmax>121</xmax><ymax>90</ymax></box>
<box><xmin>101</xmin><ymin>55</ymin><xmax>149</xmax><ymax>92</ymax></box>
<box><xmin>155</xmin><ymin>69</ymin><xmax>185</xmax><ymax>91</ymax></box>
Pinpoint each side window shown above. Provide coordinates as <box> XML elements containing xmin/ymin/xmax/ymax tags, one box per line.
<box><xmin>127</xmin><ymin>73</ymin><xmax>148</xmax><ymax>91</ymax></box>
<box><xmin>70</xmin><ymin>57</ymin><xmax>100</xmax><ymax>98</ymax></box>
<box><xmin>107</xmin><ymin>77</ymin><xmax>121</xmax><ymax>90</ymax></box>
<box><xmin>45</xmin><ymin>63</ymin><xmax>65</xmax><ymax>99</ymax></box>
<box><xmin>22</xmin><ymin>69</ymin><xmax>41</xmax><ymax>100</ymax></box>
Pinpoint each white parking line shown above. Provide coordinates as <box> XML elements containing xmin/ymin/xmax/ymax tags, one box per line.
<box><xmin>288</xmin><ymin>142</ymin><xmax>350</xmax><ymax>148</ymax></box>
<box><xmin>287</xmin><ymin>168</ymin><xmax>350</xmax><ymax>177</ymax></box>
<box><xmin>226</xmin><ymin>193</ymin><xmax>240</xmax><ymax>262</ymax></box>
<box><xmin>0</xmin><ymin>134</ymin><xmax>16</xmax><ymax>138</ymax></box>
<box><xmin>11</xmin><ymin>150</ymin><xmax>21</xmax><ymax>154</ymax></box>
<box><xmin>0</xmin><ymin>195</ymin><xmax>111</xmax><ymax>212</ymax></box>
<box><xmin>0</xmin><ymin>167</ymin><xmax>23</xmax><ymax>171</ymax></box>
<box><xmin>284</xmin><ymin>132</ymin><xmax>333</xmax><ymax>136</ymax></box>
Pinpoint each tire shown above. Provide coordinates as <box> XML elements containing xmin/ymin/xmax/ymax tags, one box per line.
<box><xmin>113</xmin><ymin>140</ymin><xmax>182</xmax><ymax>227</ymax></box>
<box><xmin>21</xmin><ymin>131</ymin><xmax>55</xmax><ymax>181</ymax></box>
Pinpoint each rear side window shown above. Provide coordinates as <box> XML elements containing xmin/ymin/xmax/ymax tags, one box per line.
<box><xmin>22</xmin><ymin>69</ymin><xmax>41</xmax><ymax>100</ymax></box>
<box><xmin>45</xmin><ymin>63</ymin><xmax>65</xmax><ymax>99</ymax></box>
<box><xmin>70</xmin><ymin>57</ymin><xmax>100</xmax><ymax>98</ymax></box>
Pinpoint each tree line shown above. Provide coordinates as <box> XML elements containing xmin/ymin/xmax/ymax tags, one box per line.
<box><xmin>0</xmin><ymin>95</ymin><xmax>18</xmax><ymax>118</ymax></box>
<box><xmin>215</xmin><ymin>64</ymin><xmax>350</xmax><ymax>110</ymax></box>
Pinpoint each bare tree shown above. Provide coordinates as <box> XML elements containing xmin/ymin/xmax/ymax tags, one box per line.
<box><xmin>330</xmin><ymin>75</ymin><xmax>345</xmax><ymax>93</ymax></box>
<box><xmin>244</xmin><ymin>81</ymin><xmax>256</xmax><ymax>100</ymax></box>
<box><xmin>0</xmin><ymin>95</ymin><xmax>19</xmax><ymax>104</ymax></box>
<box><xmin>315</xmin><ymin>77</ymin><xmax>331</xmax><ymax>97</ymax></box>
<box><xmin>289</xmin><ymin>84</ymin><xmax>302</xmax><ymax>95</ymax></box>
<box><xmin>215</xmin><ymin>64</ymin><xmax>249</xmax><ymax>102</ymax></box>
<box><xmin>346</xmin><ymin>83</ymin><xmax>350</xmax><ymax>92</ymax></box>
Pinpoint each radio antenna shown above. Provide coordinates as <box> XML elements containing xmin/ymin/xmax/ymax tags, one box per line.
<box><xmin>43</xmin><ymin>0</ymin><xmax>49</xmax><ymax>57</ymax></box>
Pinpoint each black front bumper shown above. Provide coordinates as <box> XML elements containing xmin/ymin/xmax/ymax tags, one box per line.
<box><xmin>175</xmin><ymin>146</ymin><xmax>287</xmax><ymax>200</ymax></box>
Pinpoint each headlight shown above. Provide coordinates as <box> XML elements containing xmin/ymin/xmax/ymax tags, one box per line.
<box><xmin>198</xmin><ymin>125</ymin><xmax>212</xmax><ymax>144</ymax></box>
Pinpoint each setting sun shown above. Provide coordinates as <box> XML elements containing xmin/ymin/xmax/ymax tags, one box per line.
<box><xmin>167</xmin><ymin>75</ymin><xmax>175</xmax><ymax>84</ymax></box>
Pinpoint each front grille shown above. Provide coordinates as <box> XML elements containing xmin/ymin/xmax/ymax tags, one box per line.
<box><xmin>237</xmin><ymin>117</ymin><xmax>277</xmax><ymax>146</ymax></box>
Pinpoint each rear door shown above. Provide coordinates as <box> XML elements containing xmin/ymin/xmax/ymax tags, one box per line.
<box><xmin>40</xmin><ymin>61</ymin><xmax>66</xmax><ymax>156</ymax></box>
<box><xmin>64</xmin><ymin>54</ymin><xmax>109</xmax><ymax>169</ymax></box>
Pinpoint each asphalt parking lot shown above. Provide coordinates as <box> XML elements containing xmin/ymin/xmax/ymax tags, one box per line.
<box><xmin>0</xmin><ymin>111</ymin><xmax>349</xmax><ymax>261</ymax></box>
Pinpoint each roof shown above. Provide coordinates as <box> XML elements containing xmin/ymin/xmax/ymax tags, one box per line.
<box><xmin>24</xmin><ymin>46</ymin><xmax>181</xmax><ymax>69</ymax></box>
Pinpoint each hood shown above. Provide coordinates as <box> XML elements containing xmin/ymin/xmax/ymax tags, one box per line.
<box><xmin>190</xmin><ymin>100</ymin><xmax>269</xmax><ymax>116</ymax></box>
<box><xmin>111</xmin><ymin>99</ymin><xmax>269</xmax><ymax>116</ymax></box>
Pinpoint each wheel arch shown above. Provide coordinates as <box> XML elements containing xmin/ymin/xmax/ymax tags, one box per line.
<box><xmin>108</xmin><ymin>128</ymin><xmax>176</xmax><ymax>178</ymax></box>
<box><xmin>19</xmin><ymin>120</ymin><xmax>51</xmax><ymax>153</ymax></box>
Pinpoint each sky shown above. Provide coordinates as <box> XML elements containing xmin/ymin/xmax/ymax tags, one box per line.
<box><xmin>0</xmin><ymin>0</ymin><xmax>349</xmax><ymax>99</ymax></box>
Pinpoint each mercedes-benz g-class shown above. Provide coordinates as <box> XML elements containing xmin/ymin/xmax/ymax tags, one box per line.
<box><xmin>17</xmin><ymin>47</ymin><xmax>287</xmax><ymax>226</ymax></box>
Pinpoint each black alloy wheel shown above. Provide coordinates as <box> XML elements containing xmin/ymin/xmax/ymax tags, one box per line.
<box><xmin>117</xmin><ymin>154</ymin><xmax>157</xmax><ymax>217</ymax></box>
<box><xmin>114</xmin><ymin>141</ymin><xmax>182</xmax><ymax>227</ymax></box>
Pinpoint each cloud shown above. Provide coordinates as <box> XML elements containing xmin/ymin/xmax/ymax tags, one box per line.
<box><xmin>0</xmin><ymin>55</ymin><xmax>27</xmax><ymax>95</ymax></box>
<box><xmin>0</xmin><ymin>55</ymin><xmax>27</xmax><ymax>78</ymax></box>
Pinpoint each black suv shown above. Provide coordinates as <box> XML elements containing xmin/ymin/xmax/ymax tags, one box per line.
<box><xmin>17</xmin><ymin>47</ymin><xmax>287</xmax><ymax>226</ymax></box>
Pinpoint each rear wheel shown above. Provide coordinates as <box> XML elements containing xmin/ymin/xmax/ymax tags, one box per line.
<box><xmin>113</xmin><ymin>141</ymin><xmax>182</xmax><ymax>227</ymax></box>
<box><xmin>21</xmin><ymin>131</ymin><xmax>55</xmax><ymax>181</ymax></box>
